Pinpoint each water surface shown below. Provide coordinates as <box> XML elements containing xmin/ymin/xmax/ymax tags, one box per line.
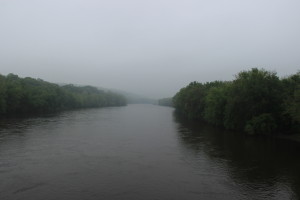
<box><xmin>0</xmin><ymin>104</ymin><xmax>299</xmax><ymax>199</ymax></box>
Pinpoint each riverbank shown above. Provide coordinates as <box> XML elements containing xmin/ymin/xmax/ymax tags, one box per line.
<box><xmin>0</xmin><ymin>73</ymin><xmax>127</xmax><ymax>116</ymax></box>
<box><xmin>172</xmin><ymin>69</ymin><xmax>300</xmax><ymax>136</ymax></box>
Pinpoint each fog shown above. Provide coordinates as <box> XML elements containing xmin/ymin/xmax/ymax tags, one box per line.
<box><xmin>0</xmin><ymin>0</ymin><xmax>299</xmax><ymax>98</ymax></box>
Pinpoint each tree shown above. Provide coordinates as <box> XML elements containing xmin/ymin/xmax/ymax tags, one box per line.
<box><xmin>158</xmin><ymin>98</ymin><xmax>173</xmax><ymax>107</ymax></box>
<box><xmin>5</xmin><ymin>74</ymin><xmax>24</xmax><ymax>114</ymax></box>
<box><xmin>204</xmin><ymin>82</ymin><xmax>230</xmax><ymax>126</ymax></box>
<box><xmin>173</xmin><ymin>82</ymin><xmax>206</xmax><ymax>119</ymax></box>
<box><xmin>224</xmin><ymin>68</ymin><xmax>282</xmax><ymax>133</ymax></box>
<box><xmin>0</xmin><ymin>73</ymin><xmax>127</xmax><ymax>116</ymax></box>
<box><xmin>0</xmin><ymin>74</ymin><xmax>7</xmax><ymax>114</ymax></box>
<box><xmin>281</xmin><ymin>72</ymin><xmax>300</xmax><ymax>132</ymax></box>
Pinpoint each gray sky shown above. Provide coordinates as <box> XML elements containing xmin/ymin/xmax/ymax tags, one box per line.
<box><xmin>0</xmin><ymin>0</ymin><xmax>299</xmax><ymax>98</ymax></box>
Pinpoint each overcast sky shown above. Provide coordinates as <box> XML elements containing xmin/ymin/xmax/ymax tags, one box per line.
<box><xmin>0</xmin><ymin>0</ymin><xmax>299</xmax><ymax>98</ymax></box>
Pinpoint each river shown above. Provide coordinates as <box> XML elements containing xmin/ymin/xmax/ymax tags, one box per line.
<box><xmin>0</xmin><ymin>104</ymin><xmax>299</xmax><ymax>200</ymax></box>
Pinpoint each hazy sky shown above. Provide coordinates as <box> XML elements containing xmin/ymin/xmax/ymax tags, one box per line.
<box><xmin>1</xmin><ymin>0</ymin><xmax>299</xmax><ymax>98</ymax></box>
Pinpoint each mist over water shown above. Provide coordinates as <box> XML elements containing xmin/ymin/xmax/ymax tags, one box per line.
<box><xmin>1</xmin><ymin>0</ymin><xmax>300</xmax><ymax>98</ymax></box>
<box><xmin>0</xmin><ymin>105</ymin><xmax>299</xmax><ymax>200</ymax></box>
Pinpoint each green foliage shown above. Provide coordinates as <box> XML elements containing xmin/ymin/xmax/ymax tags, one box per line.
<box><xmin>203</xmin><ymin>82</ymin><xmax>230</xmax><ymax>126</ymax></box>
<box><xmin>158</xmin><ymin>98</ymin><xmax>173</xmax><ymax>107</ymax></box>
<box><xmin>282</xmin><ymin>73</ymin><xmax>300</xmax><ymax>122</ymax></box>
<box><xmin>0</xmin><ymin>74</ymin><xmax>7</xmax><ymax>114</ymax></box>
<box><xmin>5</xmin><ymin>74</ymin><xmax>24</xmax><ymax>113</ymax></box>
<box><xmin>173</xmin><ymin>81</ymin><xmax>228</xmax><ymax>120</ymax></box>
<box><xmin>224</xmin><ymin>68</ymin><xmax>282</xmax><ymax>131</ymax></box>
<box><xmin>244</xmin><ymin>113</ymin><xmax>277</xmax><ymax>135</ymax></box>
<box><xmin>173</xmin><ymin>82</ymin><xmax>206</xmax><ymax>119</ymax></box>
<box><xmin>0</xmin><ymin>73</ymin><xmax>127</xmax><ymax>116</ymax></box>
<box><xmin>173</xmin><ymin>68</ymin><xmax>299</xmax><ymax>135</ymax></box>
<box><xmin>288</xmin><ymin>88</ymin><xmax>300</xmax><ymax>123</ymax></box>
<box><xmin>280</xmin><ymin>72</ymin><xmax>300</xmax><ymax>133</ymax></box>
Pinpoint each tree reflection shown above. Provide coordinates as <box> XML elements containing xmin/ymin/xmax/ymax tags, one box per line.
<box><xmin>173</xmin><ymin>112</ymin><xmax>300</xmax><ymax>199</ymax></box>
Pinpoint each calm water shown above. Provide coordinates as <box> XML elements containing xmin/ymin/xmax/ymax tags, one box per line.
<box><xmin>0</xmin><ymin>104</ymin><xmax>299</xmax><ymax>200</ymax></box>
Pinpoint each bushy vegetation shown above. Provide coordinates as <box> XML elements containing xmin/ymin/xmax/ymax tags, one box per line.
<box><xmin>158</xmin><ymin>97</ymin><xmax>173</xmax><ymax>107</ymax></box>
<box><xmin>0</xmin><ymin>73</ymin><xmax>126</xmax><ymax>116</ymax></box>
<box><xmin>173</xmin><ymin>68</ymin><xmax>300</xmax><ymax>135</ymax></box>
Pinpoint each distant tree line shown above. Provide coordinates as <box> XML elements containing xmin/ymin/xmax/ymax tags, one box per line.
<box><xmin>158</xmin><ymin>97</ymin><xmax>173</xmax><ymax>107</ymax></box>
<box><xmin>173</xmin><ymin>68</ymin><xmax>300</xmax><ymax>135</ymax></box>
<box><xmin>0</xmin><ymin>73</ymin><xmax>127</xmax><ymax>116</ymax></box>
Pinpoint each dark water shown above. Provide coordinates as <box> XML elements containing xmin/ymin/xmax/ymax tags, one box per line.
<box><xmin>0</xmin><ymin>104</ymin><xmax>299</xmax><ymax>200</ymax></box>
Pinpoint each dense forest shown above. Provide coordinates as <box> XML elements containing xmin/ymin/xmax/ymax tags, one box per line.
<box><xmin>158</xmin><ymin>97</ymin><xmax>173</xmax><ymax>107</ymax></box>
<box><xmin>173</xmin><ymin>68</ymin><xmax>300</xmax><ymax>135</ymax></box>
<box><xmin>0</xmin><ymin>73</ymin><xmax>126</xmax><ymax>116</ymax></box>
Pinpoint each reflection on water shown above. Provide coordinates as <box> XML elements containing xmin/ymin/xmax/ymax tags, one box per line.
<box><xmin>0</xmin><ymin>105</ymin><xmax>299</xmax><ymax>200</ymax></box>
<box><xmin>174</xmin><ymin>113</ymin><xmax>300</xmax><ymax>199</ymax></box>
